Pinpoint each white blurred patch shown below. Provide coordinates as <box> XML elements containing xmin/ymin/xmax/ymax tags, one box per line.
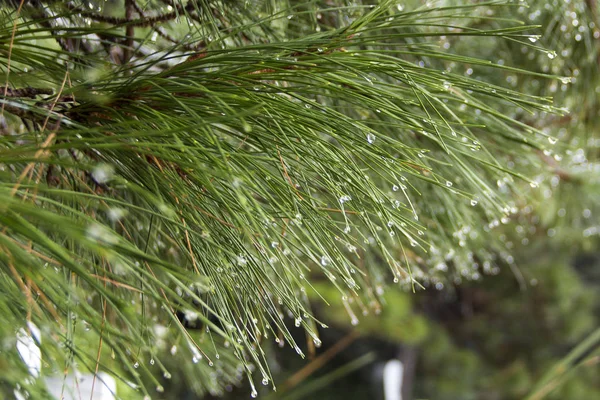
<box><xmin>16</xmin><ymin>323</ymin><xmax>41</xmax><ymax>378</ymax></box>
<box><xmin>45</xmin><ymin>373</ymin><xmax>116</xmax><ymax>400</ymax></box>
<box><xmin>383</xmin><ymin>359</ymin><xmax>404</xmax><ymax>400</ymax></box>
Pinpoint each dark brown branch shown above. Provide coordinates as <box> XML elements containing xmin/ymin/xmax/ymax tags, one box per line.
<box><xmin>131</xmin><ymin>0</ymin><xmax>204</xmax><ymax>52</ymax></box>
<box><xmin>130</xmin><ymin>0</ymin><xmax>146</xmax><ymax>16</ymax></box>
<box><xmin>0</xmin><ymin>103</ymin><xmax>58</xmax><ymax>124</ymax></box>
<box><xmin>27</xmin><ymin>1</ymin><xmax>94</xmax><ymax>60</ymax></box>
<box><xmin>124</xmin><ymin>0</ymin><xmax>135</xmax><ymax>63</ymax></box>
<box><xmin>66</xmin><ymin>1</ymin><xmax>199</xmax><ymax>28</ymax></box>
<box><xmin>154</xmin><ymin>25</ymin><xmax>206</xmax><ymax>52</ymax></box>
<box><xmin>1</xmin><ymin>87</ymin><xmax>54</xmax><ymax>98</ymax></box>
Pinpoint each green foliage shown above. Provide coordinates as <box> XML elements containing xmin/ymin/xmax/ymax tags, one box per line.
<box><xmin>0</xmin><ymin>0</ymin><xmax>591</xmax><ymax>398</ymax></box>
<box><xmin>309</xmin><ymin>280</ymin><xmax>429</xmax><ymax>344</ymax></box>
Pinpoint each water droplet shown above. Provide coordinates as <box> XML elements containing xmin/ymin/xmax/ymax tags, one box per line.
<box><xmin>559</xmin><ymin>77</ymin><xmax>571</xmax><ymax>84</ymax></box>
<box><xmin>251</xmin><ymin>389</ymin><xmax>258</xmax><ymax>398</ymax></box>
<box><xmin>471</xmin><ymin>199</ymin><xmax>478</xmax><ymax>206</ymax></box>
<box><xmin>262</xmin><ymin>377</ymin><xmax>269</xmax><ymax>385</ymax></box>
<box><xmin>163</xmin><ymin>371</ymin><xmax>171</xmax><ymax>379</ymax></box>
<box><xmin>547</xmin><ymin>51</ymin><xmax>557</xmax><ymax>59</ymax></box>
<box><xmin>156</xmin><ymin>385</ymin><xmax>164</xmax><ymax>393</ymax></box>
<box><xmin>445</xmin><ymin>181</ymin><xmax>453</xmax><ymax>187</ymax></box>
<box><xmin>107</xmin><ymin>207</ymin><xmax>126</xmax><ymax>222</ymax></box>
<box><xmin>583</xmin><ymin>209</ymin><xmax>592</xmax><ymax>219</ymax></box>
<box><xmin>339</xmin><ymin>195</ymin><xmax>352</xmax><ymax>204</ymax></box>
<box><xmin>548</xmin><ymin>136</ymin><xmax>558</xmax><ymax>144</ymax></box>
<box><xmin>320</xmin><ymin>256</ymin><xmax>330</xmax><ymax>266</ymax></box>
<box><xmin>392</xmin><ymin>184</ymin><xmax>399</xmax><ymax>191</ymax></box>
<box><xmin>294</xmin><ymin>317</ymin><xmax>301</xmax><ymax>327</ymax></box>
<box><xmin>170</xmin><ymin>345</ymin><xmax>177</xmax><ymax>355</ymax></box>
<box><xmin>150</xmin><ymin>358</ymin><xmax>155</xmax><ymax>365</ymax></box>
<box><xmin>366</xmin><ymin>133</ymin><xmax>376</xmax><ymax>144</ymax></box>
<box><xmin>86</xmin><ymin>223</ymin><xmax>118</xmax><ymax>246</ymax></box>
<box><xmin>133</xmin><ymin>362</ymin><xmax>139</xmax><ymax>369</ymax></box>
<box><xmin>271</xmin><ymin>241</ymin><xmax>279</xmax><ymax>248</ymax></box>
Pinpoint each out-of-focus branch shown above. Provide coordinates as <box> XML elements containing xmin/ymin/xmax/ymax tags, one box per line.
<box><xmin>123</xmin><ymin>0</ymin><xmax>135</xmax><ymax>63</ymax></box>
<box><xmin>27</xmin><ymin>1</ymin><xmax>93</xmax><ymax>59</ymax></box>
<box><xmin>1</xmin><ymin>88</ymin><xmax>54</xmax><ymax>98</ymax></box>
<box><xmin>65</xmin><ymin>1</ymin><xmax>198</xmax><ymax>27</ymax></box>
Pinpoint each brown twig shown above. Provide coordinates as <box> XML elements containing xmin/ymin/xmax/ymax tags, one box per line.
<box><xmin>182</xmin><ymin>218</ymin><xmax>201</xmax><ymax>274</ymax></box>
<box><xmin>9</xmin><ymin>69</ymin><xmax>69</xmax><ymax>197</ymax></box>
<box><xmin>1</xmin><ymin>87</ymin><xmax>54</xmax><ymax>98</ymax></box>
<box><xmin>5</xmin><ymin>256</ymin><xmax>44</xmax><ymax>318</ymax></box>
<box><xmin>89</xmin><ymin>274</ymin><xmax>143</xmax><ymax>292</ymax></box>
<box><xmin>89</xmin><ymin>296</ymin><xmax>107</xmax><ymax>400</ymax></box>
<box><xmin>280</xmin><ymin>330</ymin><xmax>360</xmax><ymax>392</ymax></box>
<box><xmin>68</xmin><ymin>1</ymin><xmax>196</xmax><ymax>28</ymax></box>
<box><xmin>277</xmin><ymin>146</ymin><xmax>304</xmax><ymax>201</ymax></box>
<box><xmin>123</xmin><ymin>0</ymin><xmax>135</xmax><ymax>63</ymax></box>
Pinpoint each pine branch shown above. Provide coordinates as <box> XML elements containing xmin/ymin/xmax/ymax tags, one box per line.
<box><xmin>1</xmin><ymin>87</ymin><xmax>53</xmax><ymax>98</ymax></box>
<box><xmin>0</xmin><ymin>1</ymin><xmax>582</xmax><ymax>398</ymax></box>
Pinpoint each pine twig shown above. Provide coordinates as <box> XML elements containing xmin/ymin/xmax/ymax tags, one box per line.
<box><xmin>1</xmin><ymin>87</ymin><xmax>54</xmax><ymax>98</ymax></box>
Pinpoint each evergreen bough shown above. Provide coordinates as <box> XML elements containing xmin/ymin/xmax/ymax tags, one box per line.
<box><xmin>0</xmin><ymin>0</ymin><xmax>573</xmax><ymax>398</ymax></box>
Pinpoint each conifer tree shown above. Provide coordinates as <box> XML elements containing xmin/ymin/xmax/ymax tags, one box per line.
<box><xmin>0</xmin><ymin>1</ymin><xmax>584</xmax><ymax>398</ymax></box>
